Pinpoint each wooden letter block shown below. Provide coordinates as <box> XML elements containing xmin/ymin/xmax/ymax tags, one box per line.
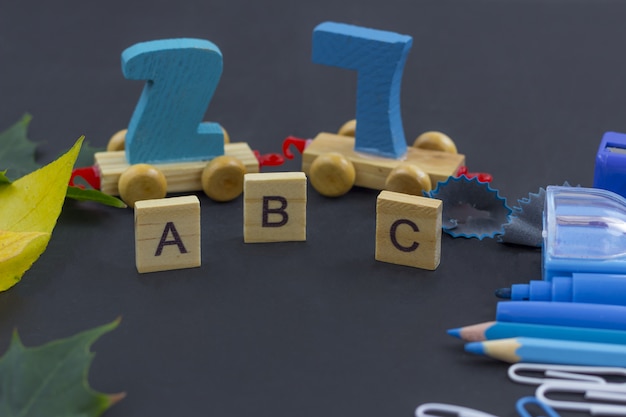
<box><xmin>244</xmin><ymin>172</ymin><xmax>307</xmax><ymax>243</ymax></box>
<box><xmin>375</xmin><ymin>190</ymin><xmax>442</xmax><ymax>270</ymax></box>
<box><xmin>134</xmin><ymin>195</ymin><xmax>201</xmax><ymax>273</ymax></box>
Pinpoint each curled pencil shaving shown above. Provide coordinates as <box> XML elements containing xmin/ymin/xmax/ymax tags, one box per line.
<box><xmin>426</xmin><ymin>176</ymin><xmax>511</xmax><ymax>240</ymax></box>
<box><xmin>498</xmin><ymin>187</ymin><xmax>546</xmax><ymax>247</ymax></box>
<box><xmin>498</xmin><ymin>183</ymin><xmax>576</xmax><ymax>247</ymax></box>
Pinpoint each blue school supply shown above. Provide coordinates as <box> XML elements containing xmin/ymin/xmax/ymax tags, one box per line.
<box><xmin>543</xmin><ymin>186</ymin><xmax>626</xmax><ymax>281</ymax></box>
<box><xmin>500</xmin><ymin>273</ymin><xmax>626</xmax><ymax>306</ymax></box>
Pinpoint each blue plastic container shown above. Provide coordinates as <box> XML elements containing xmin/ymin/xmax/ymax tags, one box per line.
<box><xmin>543</xmin><ymin>186</ymin><xmax>626</xmax><ymax>280</ymax></box>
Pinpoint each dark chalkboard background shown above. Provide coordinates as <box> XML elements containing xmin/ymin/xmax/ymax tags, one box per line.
<box><xmin>0</xmin><ymin>1</ymin><xmax>620</xmax><ymax>416</ymax></box>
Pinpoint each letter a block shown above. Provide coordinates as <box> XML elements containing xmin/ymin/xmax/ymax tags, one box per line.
<box><xmin>134</xmin><ymin>195</ymin><xmax>201</xmax><ymax>273</ymax></box>
<box><xmin>243</xmin><ymin>172</ymin><xmax>307</xmax><ymax>243</ymax></box>
<box><xmin>375</xmin><ymin>190</ymin><xmax>442</xmax><ymax>270</ymax></box>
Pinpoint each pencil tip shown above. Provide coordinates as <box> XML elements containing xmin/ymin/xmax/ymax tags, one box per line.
<box><xmin>495</xmin><ymin>287</ymin><xmax>512</xmax><ymax>299</ymax></box>
<box><xmin>464</xmin><ymin>341</ymin><xmax>485</xmax><ymax>355</ymax></box>
<box><xmin>447</xmin><ymin>328</ymin><xmax>462</xmax><ymax>338</ymax></box>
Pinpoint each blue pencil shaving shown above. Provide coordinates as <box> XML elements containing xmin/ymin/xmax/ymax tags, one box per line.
<box><xmin>498</xmin><ymin>187</ymin><xmax>546</xmax><ymax>247</ymax></box>
<box><xmin>425</xmin><ymin>176</ymin><xmax>511</xmax><ymax>240</ymax></box>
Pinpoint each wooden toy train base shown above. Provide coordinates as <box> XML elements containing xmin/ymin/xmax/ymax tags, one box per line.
<box><xmin>95</xmin><ymin>142</ymin><xmax>259</xmax><ymax>195</ymax></box>
<box><xmin>301</xmin><ymin>132</ymin><xmax>465</xmax><ymax>195</ymax></box>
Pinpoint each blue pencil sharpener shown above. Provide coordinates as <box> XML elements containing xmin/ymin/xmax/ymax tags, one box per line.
<box><xmin>594</xmin><ymin>131</ymin><xmax>626</xmax><ymax>198</ymax></box>
<box><xmin>543</xmin><ymin>186</ymin><xmax>626</xmax><ymax>280</ymax></box>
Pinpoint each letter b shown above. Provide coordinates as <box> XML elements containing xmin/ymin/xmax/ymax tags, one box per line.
<box><xmin>262</xmin><ymin>196</ymin><xmax>289</xmax><ymax>227</ymax></box>
<box><xmin>244</xmin><ymin>172</ymin><xmax>307</xmax><ymax>243</ymax></box>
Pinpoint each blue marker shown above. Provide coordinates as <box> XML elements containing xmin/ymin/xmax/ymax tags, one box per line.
<box><xmin>496</xmin><ymin>301</ymin><xmax>626</xmax><ymax>331</ymax></box>
<box><xmin>497</xmin><ymin>273</ymin><xmax>626</xmax><ymax>306</ymax></box>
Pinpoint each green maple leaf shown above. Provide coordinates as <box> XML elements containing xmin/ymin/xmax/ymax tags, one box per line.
<box><xmin>0</xmin><ymin>114</ymin><xmax>103</xmax><ymax>180</ymax></box>
<box><xmin>0</xmin><ymin>170</ymin><xmax>11</xmax><ymax>185</ymax></box>
<box><xmin>0</xmin><ymin>114</ymin><xmax>125</xmax><ymax>208</ymax></box>
<box><xmin>74</xmin><ymin>141</ymin><xmax>105</xmax><ymax>171</ymax></box>
<box><xmin>0</xmin><ymin>114</ymin><xmax>39</xmax><ymax>179</ymax></box>
<box><xmin>0</xmin><ymin>318</ymin><xmax>125</xmax><ymax>417</ymax></box>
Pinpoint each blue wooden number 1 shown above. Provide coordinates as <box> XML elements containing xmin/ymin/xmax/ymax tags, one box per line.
<box><xmin>122</xmin><ymin>38</ymin><xmax>225</xmax><ymax>164</ymax></box>
<box><xmin>312</xmin><ymin>22</ymin><xmax>413</xmax><ymax>159</ymax></box>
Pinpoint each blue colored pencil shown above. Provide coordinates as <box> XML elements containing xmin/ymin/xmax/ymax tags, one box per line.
<box><xmin>448</xmin><ymin>320</ymin><xmax>626</xmax><ymax>344</ymax></box>
<box><xmin>465</xmin><ymin>337</ymin><xmax>626</xmax><ymax>367</ymax></box>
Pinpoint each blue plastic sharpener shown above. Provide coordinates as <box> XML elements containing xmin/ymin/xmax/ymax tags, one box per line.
<box><xmin>543</xmin><ymin>185</ymin><xmax>626</xmax><ymax>281</ymax></box>
<box><xmin>594</xmin><ymin>131</ymin><xmax>626</xmax><ymax>198</ymax></box>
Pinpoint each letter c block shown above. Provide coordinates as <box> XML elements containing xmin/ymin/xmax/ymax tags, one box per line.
<box><xmin>375</xmin><ymin>190</ymin><xmax>442</xmax><ymax>270</ymax></box>
<box><xmin>243</xmin><ymin>172</ymin><xmax>307</xmax><ymax>243</ymax></box>
<box><xmin>134</xmin><ymin>195</ymin><xmax>201</xmax><ymax>273</ymax></box>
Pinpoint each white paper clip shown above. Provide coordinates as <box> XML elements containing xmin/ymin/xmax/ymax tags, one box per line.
<box><xmin>415</xmin><ymin>403</ymin><xmax>499</xmax><ymax>417</ymax></box>
<box><xmin>509</xmin><ymin>363</ymin><xmax>626</xmax><ymax>386</ymax></box>
<box><xmin>536</xmin><ymin>381</ymin><xmax>626</xmax><ymax>416</ymax></box>
<box><xmin>515</xmin><ymin>396</ymin><xmax>561</xmax><ymax>417</ymax></box>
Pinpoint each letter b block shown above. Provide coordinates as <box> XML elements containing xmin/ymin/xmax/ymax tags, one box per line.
<box><xmin>134</xmin><ymin>195</ymin><xmax>201</xmax><ymax>273</ymax></box>
<box><xmin>375</xmin><ymin>190</ymin><xmax>442</xmax><ymax>270</ymax></box>
<box><xmin>244</xmin><ymin>172</ymin><xmax>307</xmax><ymax>243</ymax></box>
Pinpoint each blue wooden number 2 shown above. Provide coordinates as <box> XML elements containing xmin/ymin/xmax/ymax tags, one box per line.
<box><xmin>122</xmin><ymin>38</ymin><xmax>225</xmax><ymax>164</ymax></box>
<box><xmin>312</xmin><ymin>22</ymin><xmax>413</xmax><ymax>159</ymax></box>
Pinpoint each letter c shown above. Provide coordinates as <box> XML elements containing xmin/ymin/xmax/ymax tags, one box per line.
<box><xmin>390</xmin><ymin>219</ymin><xmax>419</xmax><ymax>252</ymax></box>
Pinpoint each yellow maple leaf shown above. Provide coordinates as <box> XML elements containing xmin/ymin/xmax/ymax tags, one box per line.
<box><xmin>0</xmin><ymin>137</ymin><xmax>83</xmax><ymax>291</ymax></box>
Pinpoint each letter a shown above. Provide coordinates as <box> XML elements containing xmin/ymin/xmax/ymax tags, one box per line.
<box><xmin>155</xmin><ymin>221</ymin><xmax>188</xmax><ymax>256</ymax></box>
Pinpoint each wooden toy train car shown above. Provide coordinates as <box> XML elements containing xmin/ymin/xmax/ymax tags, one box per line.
<box><xmin>283</xmin><ymin>120</ymin><xmax>489</xmax><ymax>198</ymax></box>
<box><xmin>72</xmin><ymin>130</ymin><xmax>282</xmax><ymax>207</ymax></box>
<box><xmin>279</xmin><ymin>23</ymin><xmax>490</xmax><ymax>198</ymax></box>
